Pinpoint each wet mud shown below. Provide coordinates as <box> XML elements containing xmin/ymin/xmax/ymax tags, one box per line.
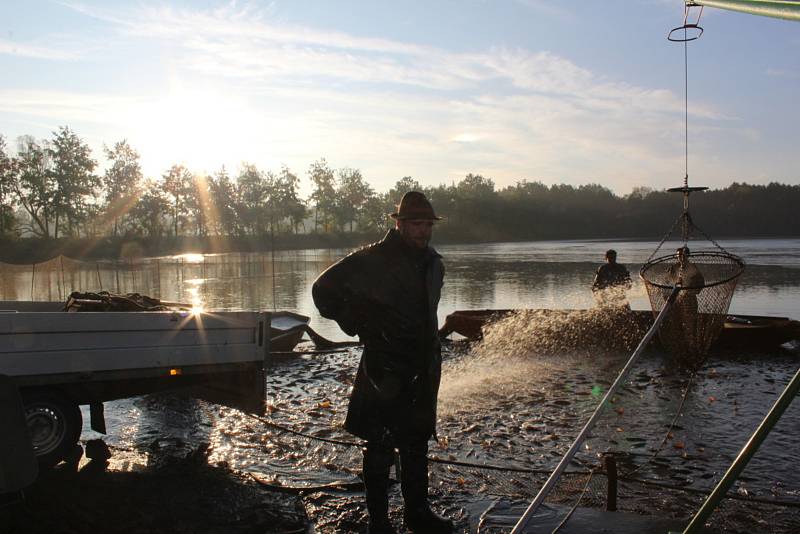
<box><xmin>5</xmin><ymin>311</ymin><xmax>800</xmax><ymax>533</ymax></box>
<box><xmin>1</xmin><ymin>441</ymin><xmax>307</xmax><ymax>534</ymax></box>
<box><xmin>252</xmin><ymin>325</ymin><xmax>800</xmax><ymax>532</ymax></box>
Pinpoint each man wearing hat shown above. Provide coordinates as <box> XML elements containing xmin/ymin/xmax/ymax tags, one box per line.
<box><xmin>312</xmin><ymin>191</ymin><xmax>452</xmax><ymax>533</ymax></box>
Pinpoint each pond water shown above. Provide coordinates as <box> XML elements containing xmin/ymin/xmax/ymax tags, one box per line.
<box><xmin>48</xmin><ymin>237</ymin><xmax>800</xmax><ymax>532</ymax></box>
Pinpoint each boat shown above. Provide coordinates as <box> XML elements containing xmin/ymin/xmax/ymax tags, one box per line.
<box><xmin>270</xmin><ymin>311</ymin><xmax>312</xmax><ymax>351</ymax></box>
<box><xmin>439</xmin><ymin>308</ymin><xmax>800</xmax><ymax>350</ymax></box>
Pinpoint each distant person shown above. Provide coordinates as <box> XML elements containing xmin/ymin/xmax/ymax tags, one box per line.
<box><xmin>312</xmin><ymin>191</ymin><xmax>453</xmax><ymax>533</ymax></box>
<box><xmin>667</xmin><ymin>246</ymin><xmax>705</xmax><ymax>349</ymax></box>
<box><xmin>667</xmin><ymin>246</ymin><xmax>705</xmax><ymax>292</ymax></box>
<box><xmin>592</xmin><ymin>249</ymin><xmax>632</xmax><ymax>308</ymax></box>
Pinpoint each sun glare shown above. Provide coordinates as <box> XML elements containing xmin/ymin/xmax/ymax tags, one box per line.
<box><xmin>130</xmin><ymin>85</ymin><xmax>263</xmax><ymax>174</ymax></box>
<box><xmin>174</xmin><ymin>253</ymin><xmax>205</xmax><ymax>263</ymax></box>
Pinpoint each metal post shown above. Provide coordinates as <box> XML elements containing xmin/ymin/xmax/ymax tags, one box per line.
<box><xmin>59</xmin><ymin>256</ymin><xmax>66</xmax><ymax>301</ymax></box>
<box><xmin>683</xmin><ymin>366</ymin><xmax>800</xmax><ymax>533</ymax></box>
<box><xmin>511</xmin><ymin>287</ymin><xmax>680</xmax><ymax>532</ymax></box>
<box><xmin>130</xmin><ymin>259</ymin><xmax>136</xmax><ymax>292</ymax></box>
<box><xmin>687</xmin><ymin>0</ymin><xmax>800</xmax><ymax>22</ymax></box>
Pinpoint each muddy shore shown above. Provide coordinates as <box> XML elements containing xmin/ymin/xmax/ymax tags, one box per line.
<box><xmin>4</xmin><ymin>338</ymin><xmax>800</xmax><ymax>534</ymax></box>
<box><xmin>1</xmin><ymin>444</ymin><xmax>309</xmax><ymax>534</ymax></box>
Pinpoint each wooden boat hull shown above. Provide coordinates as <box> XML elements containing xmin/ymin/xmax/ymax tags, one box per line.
<box><xmin>269</xmin><ymin>311</ymin><xmax>311</xmax><ymax>352</ymax></box>
<box><xmin>439</xmin><ymin>309</ymin><xmax>800</xmax><ymax>350</ymax></box>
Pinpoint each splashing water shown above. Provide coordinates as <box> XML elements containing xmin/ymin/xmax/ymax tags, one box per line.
<box><xmin>439</xmin><ymin>307</ymin><xmax>649</xmax><ymax>413</ymax></box>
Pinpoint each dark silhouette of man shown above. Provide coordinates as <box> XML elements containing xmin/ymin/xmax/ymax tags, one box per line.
<box><xmin>592</xmin><ymin>249</ymin><xmax>632</xmax><ymax>308</ymax></box>
<box><xmin>312</xmin><ymin>191</ymin><xmax>453</xmax><ymax>533</ymax></box>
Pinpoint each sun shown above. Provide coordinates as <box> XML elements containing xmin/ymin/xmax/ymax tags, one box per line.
<box><xmin>129</xmin><ymin>84</ymin><xmax>265</xmax><ymax>175</ymax></box>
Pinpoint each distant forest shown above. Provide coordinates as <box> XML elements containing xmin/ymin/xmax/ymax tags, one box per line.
<box><xmin>0</xmin><ymin>127</ymin><xmax>798</xmax><ymax>261</ymax></box>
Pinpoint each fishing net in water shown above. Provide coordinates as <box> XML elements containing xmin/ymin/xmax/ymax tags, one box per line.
<box><xmin>639</xmin><ymin>187</ymin><xmax>745</xmax><ymax>368</ymax></box>
<box><xmin>641</xmin><ymin>250</ymin><xmax>744</xmax><ymax>367</ymax></box>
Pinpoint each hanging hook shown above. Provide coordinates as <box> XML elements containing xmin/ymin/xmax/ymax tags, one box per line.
<box><xmin>668</xmin><ymin>4</ymin><xmax>704</xmax><ymax>42</ymax></box>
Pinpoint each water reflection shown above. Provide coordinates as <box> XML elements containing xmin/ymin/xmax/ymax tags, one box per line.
<box><xmin>3</xmin><ymin>239</ymin><xmax>799</xmax><ymax>342</ymax></box>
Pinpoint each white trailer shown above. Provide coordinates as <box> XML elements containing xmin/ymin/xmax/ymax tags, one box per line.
<box><xmin>0</xmin><ymin>301</ymin><xmax>271</xmax><ymax>469</ymax></box>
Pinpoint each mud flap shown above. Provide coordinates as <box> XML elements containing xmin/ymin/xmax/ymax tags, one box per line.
<box><xmin>0</xmin><ymin>375</ymin><xmax>39</xmax><ymax>493</ymax></box>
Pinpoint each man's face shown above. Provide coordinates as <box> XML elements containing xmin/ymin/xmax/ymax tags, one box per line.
<box><xmin>397</xmin><ymin>219</ymin><xmax>434</xmax><ymax>249</ymax></box>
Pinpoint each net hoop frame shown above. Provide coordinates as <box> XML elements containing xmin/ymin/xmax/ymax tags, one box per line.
<box><xmin>639</xmin><ymin>250</ymin><xmax>745</xmax><ymax>290</ymax></box>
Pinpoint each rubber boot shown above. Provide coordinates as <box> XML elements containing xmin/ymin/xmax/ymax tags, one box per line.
<box><xmin>400</xmin><ymin>444</ymin><xmax>454</xmax><ymax>533</ymax></box>
<box><xmin>363</xmin><ymin>445</ymin><xmax>397</xmax><ymax>534</ymax></box>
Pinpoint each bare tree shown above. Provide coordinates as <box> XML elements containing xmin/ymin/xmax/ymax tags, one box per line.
<box><xmin>208</xmin><ymin>166</ymin><xmax>239</xmax><ymax>236</ymax></box>
<box><xmin>48</xmin><ymin>126</ymin><xmax>98</xmax><ymax>238</ymax></box>
<box><xmin>236</xmin><ymin>163</ymin><xmax>271</xmax><ymax>235</ymax></box>
<box><xmin>275</xmin><ymin>166</ymin><xmax>306</xmax><ymax>234</ymax></box>
<box><xmin>13</xmin><ymin>135</ymin><xmax>53</xmax><ymax>238</ymax></box>
<box><xmin>129</xmin><ymin>180</ymin><xmax>170</xmax><ymax>238</ymax></box>
<box><xmin>335</xmin><ymin>167</ymin><xmax>372</xmax><ymax>232</ymax></box>
<box><xmin>161</xmin><ymin>164</ymin><xmax>193</xmax><ymax>237</ymax></box>
<box><xmin>102</xmin><ymin>140</ymin><xmax>143</xmax><ymax>236</ymax></box>
<box><xmin>0</xmin><ymin>135</ymin><xmax>17</xmax><ymax>236</ymax></box>
<box><xmin>308</xmin><ymin>158</ymin><xmax>336</xmax><ymax>233</ymax></box>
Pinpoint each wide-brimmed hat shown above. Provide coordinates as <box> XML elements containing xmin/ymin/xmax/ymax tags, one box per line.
<box><xmin>389</xmin><ymin>191</ymin><xmax>443</xmax><ymax>221</ymax></box>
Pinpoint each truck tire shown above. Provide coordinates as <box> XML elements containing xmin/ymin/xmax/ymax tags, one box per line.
<box><xmin>22</xmin><ymin>390</ymin><xmax>83</xmax><ymax>468</ymax></box>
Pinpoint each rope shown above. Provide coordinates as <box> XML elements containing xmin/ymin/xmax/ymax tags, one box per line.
<box><xmin>621</xmin><ymin>371</ymin><xmax>698</xmax><ymax>478</ymax></box>
<box><xmin>246</xmin><ymin>402</ymin><xmax>800</xmax><ymax>511</ymax></box>
<box><xmin>550</xmin><ymin>469</ymin><xmax>596</xmax><ymax>534</ymax></box>
<box><xmin>645</xmin><ymin>210</ymin><xmax>686</xmax><ymax>263</ymax></box>
<box><xmin>688</xmin><ymin>215</ymin><xmax>734</xmax><ymax>255</ymax></box>
<box><xmin>256</xmin><ymin>416</ymin><xmax>362</xmax><ymax>448</ymax></box>
<box><xmin>617</xmin><ymin>474</ymin><xmax>800</xmax><ymax>509</ymax></box>
<box><xmin>256</xmin><ymin>414</ymin><xmax>584</xmax><ymax>476</ymax></box>
<box><xmin>684</xmin><ymin>20</ymin><xmax>689</xmax><ymax>193</ymax></box>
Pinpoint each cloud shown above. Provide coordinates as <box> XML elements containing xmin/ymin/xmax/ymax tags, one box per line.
<box><xmin>79</xmin><ymin>4</ymin><xmax>724</xmax><ymax>122</ymax></box>
<box><xmin>0</xmin><ymin>38</ymin><xmax>80</xmax><ymax>60</ymax></box>
<box><xmin>766</xmin><ymin>68</ymin><xmax>799</xmax><ymax>79</ymax></box>
<box><xmin>18</xmin><ymin>1</ymin><xmax>739</xmax><ymax>193</ymax></box>
<box><xmin>0</xmin><ymin>89</ymin><xmax>141</xmax><ymax>123</ymax></box>
<box><xmin>512</xmin><ymin>0</ymin><xmax>575</xmax><ymax>20</ymax></box>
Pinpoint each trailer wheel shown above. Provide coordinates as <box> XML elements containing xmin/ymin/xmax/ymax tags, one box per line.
<box><xmin>22</xmin><ymin>390</ymin><xmax>83</xmax><ymax>467</ymax></box>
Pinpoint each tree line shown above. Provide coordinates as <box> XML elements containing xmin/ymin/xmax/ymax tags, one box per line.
<box><xmin>0</xmin><ymin>127</ymin><xmax>797</xmax><ymax>247</ymax></box>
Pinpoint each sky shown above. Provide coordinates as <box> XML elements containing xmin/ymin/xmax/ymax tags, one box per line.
<box><xmin>1</xmin><ymin>0</ymin><xmax>798</xmax><ymax>197</ymax></box>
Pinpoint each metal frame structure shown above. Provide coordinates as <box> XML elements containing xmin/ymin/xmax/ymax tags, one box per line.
<box><xmin>687</xmin><ymin>0</ymin><xmax>800</xmax><ymax>21</ymax></box>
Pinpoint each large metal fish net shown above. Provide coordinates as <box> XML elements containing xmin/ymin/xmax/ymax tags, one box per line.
<box><xmin>641</xmin><ymin>250</ymin><xmax>745</xmax><ymax>368</ymax></box>
<box><xmin>638</xmin><ymin>182</ymin><xmax>745</xmax><ymax>368</ymax></box>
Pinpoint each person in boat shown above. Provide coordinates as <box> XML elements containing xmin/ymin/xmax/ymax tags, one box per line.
<box><xmin>667</xmin><ymin>246</ymin><xmax>705</xmax><ymax>302</ymax></box>
<box><xmin>592</xmin><ymin>249</ymin><xmax>632</xmax><ymax>308</ymax></box>
<box><xmin>666</xmin><ymin>246</ymin><xmax>706</xmax><ymax>354</ymax></box>
<box><xmin>312</xmin><ymin>191</ymin><xmax>452</xmax><ymax>534</ymax></box>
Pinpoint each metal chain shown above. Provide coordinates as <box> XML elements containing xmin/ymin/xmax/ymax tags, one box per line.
<box><xmin>645</xmin><ymin>211</ymin><xmax>686</xmax><ymax>264</ymax></box>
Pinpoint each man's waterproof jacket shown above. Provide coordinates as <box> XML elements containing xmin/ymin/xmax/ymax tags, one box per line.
<box><xmin>592</xmin><ymin>263</ymin><xmax>631</xmax><ymax>292</ymax></box>
<box><xmin>312</xmin><ymin>229</ymin><xmax>444</xmax><ymax>444</ymax></box>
